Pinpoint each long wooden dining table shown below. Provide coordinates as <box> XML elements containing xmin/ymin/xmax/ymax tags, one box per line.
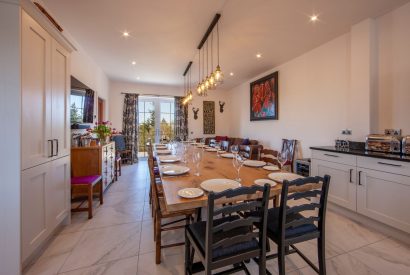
<box><xmin>158</xmin><ymin>147</ymin><xmax>320</xmax><ymax>212</ymax></box>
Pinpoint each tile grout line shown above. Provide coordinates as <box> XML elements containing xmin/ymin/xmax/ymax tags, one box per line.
<box><xmin>55</xmin><ymin>230</ymin><xmax>87</xmax><ymax>274</ymax></box>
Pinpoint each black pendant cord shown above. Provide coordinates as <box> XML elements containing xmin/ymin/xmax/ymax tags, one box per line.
<box><xmin>211</xmin><ymin>31</ymin><xmax>214</xmax><ymax>72</ymax></box>
<box><xmin>217</xmin><ymin>22</ymin><xmax>220</xmax><ymax>66</ymax></box>
<box><xmin>206</xmin><ymin>40</ymin><xmax>209</xmax><ymax>77</ymax></box>
<box><xmin>198</xmin><ymin>49</ymin><xmax>200</xmax><ymax>85</ymax></box>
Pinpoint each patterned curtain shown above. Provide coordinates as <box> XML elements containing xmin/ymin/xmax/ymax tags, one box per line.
<box><xmin>174</xmin><ymin>96</ymin><xmax>188</xmax><ymax>141</ymax></box>
<box><xmin>122</xmin><ymin>93</ymin><xmax>139</xmax><ymax>163</ymax></box>
<box><xmin>83</xmin><ymin>89</ymin><xmax>95</xmax><ymax>123</ymax></box>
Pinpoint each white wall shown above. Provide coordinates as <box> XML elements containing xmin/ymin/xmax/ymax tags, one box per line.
<box><xmin>228</xmin><ymin>34</ymin><xmax>350</xmax><ymax>158</ymax></box>
<box><xmin>109</xmin><ymin>81</ymin><xmax>231</xmax><ymax>138</ymax></box>
<box><xmin>0</xmin><ymin>1</ymin><xmax>21</xmax><ymax>274</ymax></box>
<box><xmin>71</xmin><ymin>46</ymin><xmax>110</xmax><ymax>120</ymax></box>
<box><xmin>187</xmin><ymin>88</ymin><xmax>231</xmax><ymax>139</ymax></box>
<box><xmin>376</xmin><ymin>2</ymin><xmax>410</xmax><ymax>134</ymax></box>
<box><xmin>227</xmin><ymin>2</ymin><xmax>410</xmax><ymax>157</ymax></box>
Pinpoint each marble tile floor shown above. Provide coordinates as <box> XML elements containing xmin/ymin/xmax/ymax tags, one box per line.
<box><xmin>24</xmin><ymin>161</ymin><xmax>410</xmax><ymax>275</ymax></box>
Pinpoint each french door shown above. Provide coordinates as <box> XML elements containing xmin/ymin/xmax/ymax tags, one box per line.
<box><xmin>138</xmin><ymin>96</ymin><xmax>175</xmax><ymax>156</ymax></box>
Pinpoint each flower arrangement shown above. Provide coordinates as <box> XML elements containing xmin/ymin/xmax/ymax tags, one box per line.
<box><xmin>88</xmin><ymin>121</ymin><xmax>112</xmax><ymax>143</ymax></box>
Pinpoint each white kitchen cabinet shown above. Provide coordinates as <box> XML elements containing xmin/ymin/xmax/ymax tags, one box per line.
<box><xmin>311</xmin><ymin>159</ymin><xmax>357</xmax><ymax>211</ymax></box>
<box><xmin>49</xmin><ymin>156</ymin><xmax>70</xmax><ymax>229</ymax></box>
<box><xmin>311</xmin><ymin>149</ymin><xmax>410</xmax><ymax>234</ymax></box>
<box><xmin>357</xmin><ymin>168</ymin><xmax>410</xmax><ymax>233</ymax></box>
<box><xmin>21</xmin><ymin>162</ymin><xmax>51</xmax><ymax>261</ymax></box>
<box><xmin>20</xmin><ymin>8</ymin><xmax>72</xmax><ymax>264</ymax></box>
<box><xmin>51</xmin><ymin>40</ymin><xmax>71</xmax><ymax>159</ymax></box>
<box><xmin>21</xmin><ymin>11</ymin><xmax>52</xmax><ymax>170</ymax></box>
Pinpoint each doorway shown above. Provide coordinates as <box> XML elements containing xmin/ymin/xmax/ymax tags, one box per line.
<box><xmin>98</xmin><ymin>97</ymin><xmax>105</xmax><ymax>122</ymax></box>
<box><xmin>138</xmin><ymin>96</ymin><xmax>175</xmax><ymax>157</ymax></box>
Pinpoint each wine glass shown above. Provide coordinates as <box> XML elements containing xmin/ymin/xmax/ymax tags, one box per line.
<box><xmin>232</xmin><ymin>153</ymin><xmax>245</xmax><ymax>182</ymax></box>
<box><xmin>215</xmin><ymin>142</ymin><xmax>221</xmax><ymax>158</ymax></box>
<box><xmin>277</xmin><ymin>151</ymin><xmax>289</xmax><ymax>171</ymax></box>
<box><xmin>231</xmin><ymin>145</ymin><xmax>239</xmax><ymax>155</ymax></box>
<box><xmin>192</xmin><ymin>148</ymin><xmax>202</xmax><ymax>176</ymax></box>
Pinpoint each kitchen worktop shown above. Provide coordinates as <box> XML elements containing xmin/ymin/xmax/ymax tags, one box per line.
<box><xmin>310</xmin><ymin>146</ymin><xmax>410</xmax><ymax>163</ymax></box>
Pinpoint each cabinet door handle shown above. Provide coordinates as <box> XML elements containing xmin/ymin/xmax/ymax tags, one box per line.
<box><xmin>358</xmin><ymin>171</ymin><xmax>362</xmax><ymax>185</ymax></box>
<box><xmin>53</xmin><ymin>139</ymin><xmax>59</xmax><ymax>156</ymax></box>
<box><xmin>48</xmin><ymin>140</ymin><xmax>53</xmax><ymax>158</ymax></box>
<box><xmin>324</xmin><ymin>153</ymin><xmax>339</xmax><ymax>158</ymax></box>
<box><xmin>349</xmin><ymin>169</ymin><xmax>353</xmax><ymax>183</ymax></box>
<box><xmin>377</xmin><ymin>161</ymin><xmax>402</xmax><ymax>167</ymax></box>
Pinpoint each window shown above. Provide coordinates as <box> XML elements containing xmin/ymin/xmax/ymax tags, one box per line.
<box><xmin>70</xmin><ymin>89</ymin><xmax>85</xmax><ymax>124</ymax></box>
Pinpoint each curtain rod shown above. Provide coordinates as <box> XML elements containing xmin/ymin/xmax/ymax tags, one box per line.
<box><xmin>120</xmin><ymin>92</ymin><xmax>178</xmax><ymax>98</ymax></box>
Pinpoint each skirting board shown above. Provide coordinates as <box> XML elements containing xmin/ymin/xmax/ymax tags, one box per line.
<box><xmin>328</xmin><ymin>203</ymin><xmax>410</xmax><ymax>245</ymax></box>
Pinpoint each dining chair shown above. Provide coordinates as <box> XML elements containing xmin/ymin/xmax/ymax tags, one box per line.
<box><xmin>185</xmin><ymin>184</ymin><xmax>271</xmax><ymax>275</ymax></box>
<box><xmin>280</xmin><ymin>139</ymin><xmax>297</xmax><ymax>172</ymax></box>
<box><xmin>253</xmin><ymin>175</ymin><xmax>331</xmax><ymax>275</ymax></box>
<box><xmin>220</xmin><ymin>140</ymin><xmax>230</xmax><ymax>152</ymax></box>
<box><xmin>148</xmin><ymin>151</ymin><xmax>195</xmax><ymax>264</ymax></box>
<box><xmin>260</xmin><ymin>148</ymin><xmax>279</xmax><ymax>165</ymax></box>
<box><xmin>112</xmin><ymin>134</ymin><xmax>132</xmax><ymax>164</ymax></box>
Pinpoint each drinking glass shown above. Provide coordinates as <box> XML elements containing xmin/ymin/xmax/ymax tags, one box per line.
<box><xmin>232</xmin><ymin>154</ymin><xmax>244</xmax><ymax>182</ymax></box>
<box><xmin>231</xmin><ymin>145</ymin><xmax>239</xmax><ymax>155</ymax></box>
<box><xmin>277</xmin><ymin>152</ymin><xmax>289</xmax><ymax>170</ymax></box>
<box><xmin>215</xmin><ymin>142</ymin><xmax>221</xmax><ymax>158</ymax></box>
<box><xmin>192</xmin><ymin>148</ymin><xmax>202</xmax><ymax>176</ymax></box>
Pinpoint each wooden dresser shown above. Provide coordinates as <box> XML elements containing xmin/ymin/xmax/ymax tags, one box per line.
<box><xmin>71</xmin><ymin>142</ymin><xmax>116</xmax><ymax>191</ymax></box>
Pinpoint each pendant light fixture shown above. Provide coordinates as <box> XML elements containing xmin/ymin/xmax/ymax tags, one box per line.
<box><xmin>209</xmin><ymin>30</ymin><xmax>216</xmax><ymax>89</ymax></box>
<box><xmin>182</xmin><ymin>61</ymin><xmax>193</xmax><ymax>105</ymax></box>
<box><xmin>197</xmin><ymin>49</ymin><xmax>201</xmax><ymax>95</ymax></box>
<box><xmin>214</xmin><ymin>21</ymin><xmax>223</xmax><ymax>83</ymax></box>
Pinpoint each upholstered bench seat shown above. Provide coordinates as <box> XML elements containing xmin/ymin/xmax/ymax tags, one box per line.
<box><xmin>71</xmin><ymin>175</ymin><xmax>102</xmax><ymax>185</ymax></box>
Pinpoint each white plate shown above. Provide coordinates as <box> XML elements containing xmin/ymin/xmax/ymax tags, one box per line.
<box><xmin>268</xmin><ymin>172</ymin><xmax>304</xmax><ymax>183</ymax></box>
<box><xmin>254</xmin><ymin>179</ymin><xmax>277</xmax><ymax>187</ymax></box>
<box><xmin>156</xmin><ymin>149</ymin><xmax>172</xmax><ymax>155</ymax></box>
<box><xmin>200</xmin><ymin>179</ymin><xmax>241</xmax><ymax>192</ymax></box>
<box><xmin>155</xmin><ymin>145</ymin><xmax>167</xmax><ymax>148</ymax></box>
<box><xmin>244</xmin><ymin>160</ymin><xmax>266</xmax><ymax>167</ymax></box>
<box><xmin>263</xmin><ymin>165</ymin><xmax>280</xmax><ymax>171</ymax></box>
<box><xmin>178</xmin><ymin>188</ymin><xmax>204</xmax><ymax>198</ymax></box>
<box><xmin>161</xmin><ymin>165</ymin><xmax>190</xmax><ymax>176</ymax></box>
<box><xmin>206</xmin><ymin>148</ymin><xmax>218</xmax><ymax>152</ymax></box>
<box><xmin>158</xmin><ymin>155</ymin><xmax>181</xmax><ymax>163</ymax></box>
<box><xmin>196</xmin><ymin>144</ymin><xmax>206</xmax><ymax>148</ymax></box>
<box><xmin>221</xmin><ymin>153</ymin><xmax>234</xmax><ymax>158</ymax></box>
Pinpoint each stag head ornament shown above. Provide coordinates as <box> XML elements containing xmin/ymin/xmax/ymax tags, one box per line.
<box><xmin>219</xmin><ymin>101</ymin><xmax>225</xmax><ymax>113</ymax></box>
<box><xmin>192</xmin><ymin>107</ymin><xmax>199</xmax><ymax>120</ymax></box>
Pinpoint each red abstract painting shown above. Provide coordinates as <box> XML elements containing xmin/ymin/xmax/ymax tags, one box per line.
<box><xmin>250</xmin><ymin>71</ymin><xmax>278</xmax><ymax>121</ymax></box>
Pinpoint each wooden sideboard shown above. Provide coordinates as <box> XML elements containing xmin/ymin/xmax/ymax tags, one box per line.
<box><xmin>71</xmin><ymin>142</ymin><xmax>116</xmax><ymax>191</ymax></box>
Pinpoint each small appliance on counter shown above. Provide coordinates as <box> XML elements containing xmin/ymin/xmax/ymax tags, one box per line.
<box><xmin>365</xmin><ymin>134</ymin><xmax>401</xmax><ymax>153</ymax></box>
<box><xmin>402</xmin><ymin>136</ymin><xmax>410</xmax><ymax>155</ymax></box>
<box><xmin>295</xmin><ymin>158</ymin><xmax>311</xmax><ymax>177</ymax></box>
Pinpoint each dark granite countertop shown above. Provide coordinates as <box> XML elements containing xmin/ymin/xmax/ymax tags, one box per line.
<box><xmin>310</xmin><ymin>146</ymin><xmax>410</xmax><ymax>163</ymax></box>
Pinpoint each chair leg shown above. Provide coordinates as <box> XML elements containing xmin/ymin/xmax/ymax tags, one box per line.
<box><xmin>185</xmin><ymin>231</ymin><xmax>191</xmax><ymax>275</ymax></box>
<box><xmin>88</xmin><ymin>185</ymin><xmax>93</xmax><ymax>219</ymax></box>
<box><xmin>318</xmin><ymin>237</ymin><xmax>326</xmax><ymax>275</ymax></box>
<box><xmin>153</xmin><ymin>213</ymin><xmax>157</xmax><ymax>242</ymax></box>
<box><xmin>155</xmin><ymin>214</ymin><xmax>162</xmax><ymax>264</ymax></box>
<box><xmin>119</xmin><ymin>161</ymin><xmax>121</xmax><ymax>176</ymax></box>
<box><xmin>278</xmin><ymin>244</ymin><xmax>286</xmax><ymax>275</ymax></box>
<box><xmin>99</xmin><ymin>180</ymin><xmax>104</xmax><ymax>205</ymax></box>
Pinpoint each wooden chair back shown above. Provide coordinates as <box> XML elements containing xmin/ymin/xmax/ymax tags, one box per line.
<box><xmin>205</xmin><ymin>185</ymin><xmax>270</xmax><ymax>267</ymax></box>
<box><xmin>278</xmin><ymin>175</ymin><xmax>331</xmax><ymax>243</ymax></box>
<box><xmin>260</xmin><ymin>148</ymin><xmax>278</xmax><ymax>165</ymax></box>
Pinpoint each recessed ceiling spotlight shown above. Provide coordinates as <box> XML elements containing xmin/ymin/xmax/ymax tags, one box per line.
<box><xmin>136</xmin><ymin>76</ymin><xmax>140</xmax><ymax>80</ymax></box>
<box><xmin>256</xmin><ymin>53</ymin><xmax>262</xmax><ymax>59</ymax></box>
<box><xmin>309</xmin><ymin>14</ymin><xmax>319</xmax><ymax>22</ymax></box>
<box><xmin>131</xmin><ymin>61</ymin><xmax>136</xmax><ymax>65</ymax></box>
<box><xmin>122</xmin><ymin>31</ymin><xmax>130</xmax><ymax>37</ymax></box>
<box><xmin>229</xmin><ymin>72</ymin><xmax>234</xmax><ymax>76</ymax></box>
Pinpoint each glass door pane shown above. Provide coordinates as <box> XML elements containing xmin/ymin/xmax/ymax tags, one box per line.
<box><xmin>137</xmin><ymin>96</ymin><xmax>175</xmax><ymax>157</ymax></box>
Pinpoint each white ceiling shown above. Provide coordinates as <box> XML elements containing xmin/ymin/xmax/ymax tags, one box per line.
<box><xmin>41</xmin><ymin>0</ymin><xmax>409</xmax><ymax>89</ymax></box>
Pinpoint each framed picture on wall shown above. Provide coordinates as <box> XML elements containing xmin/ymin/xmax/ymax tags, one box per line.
<box><xmin>250</xmin><ymin>71</ymin><xmax>278</xmax><ymax>121</ymax></box>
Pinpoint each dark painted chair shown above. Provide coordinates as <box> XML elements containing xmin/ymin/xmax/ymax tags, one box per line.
<box><xmin>254</xmin><ymin>175</ymin><xmax>331</xmax><ymax>275</ymax></box>
<box><xmin>185</xmin><ymin>185</ymin><xmax>271</xmax><ymax>275</ymax></box>
<box><xmin>112</xmin><ymin>135</ymin><xmax>132</xmax><ymax>164</ymax></box>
